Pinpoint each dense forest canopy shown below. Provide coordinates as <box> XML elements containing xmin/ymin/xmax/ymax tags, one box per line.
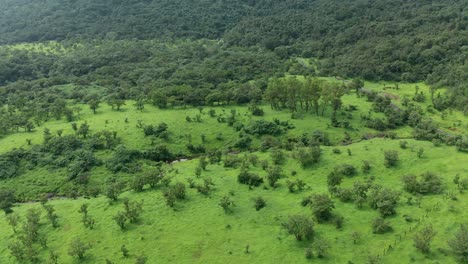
<box><xmin>0</xmin><ymin>0</ymin><xmax>466</xmax><ymax>110</ymax></box>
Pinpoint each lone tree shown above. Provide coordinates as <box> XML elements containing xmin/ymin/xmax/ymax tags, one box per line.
<box><xmin>88</xmin><ymin>99</ymin><xmax>100</xmax><ymax>114</ymax></box>
<box><xmin>0</xmin><ymin>189</ymin><xmax>15</xmax><ymax>214</ymax></box>
<box><xmin>448</xmin><ymin>224</ymin><xmax>468</xmax><ymax>263</ymax></box>
<box><xmin>68</xmin><ymin>238</ymin><xmax>90</xmax><ymax>260</ymax></box>
<box><xmin>283</xmin><ymin>215</ymin><xmax>314</xmax><ymax>241</ymax></box>
<box><xmin>413</xmin><ymin>225</ymin><xmax>437</xmax><ymax>254</ymax></box>
<box><xmin>310</xmin><ymin>194</ymin><xmax>335</xmax><ymax>222</ymax></box>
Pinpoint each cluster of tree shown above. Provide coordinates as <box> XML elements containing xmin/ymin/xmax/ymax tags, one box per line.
<box><xmin>265</xmin><ymin>77</ymin><xmax>349</xmax><ymax>125</ymax></box>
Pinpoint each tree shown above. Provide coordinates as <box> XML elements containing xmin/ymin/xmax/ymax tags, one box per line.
<box><xmin>448</xmin><ymin>224</ymin><xmax>468</xmax><ymax>263</ymax></box>
<box><xmin>77</xmin><ymin>122</ymin><xmax>90</xmax><ymax>138</ymax></box>
<box><xmin>68</xmin><ymin>238</ymin><xmax>90</xmax><ymax>259</ymax></box>
<box><xmin>106</xmin><ymin>179</ymin><xmax>125</xmax><ymax>201</ymax></box>
<box><xmin>413</xmin><ymin>225</ymin><xmax>436</xmax><ymax>254</ymax></box>
<box><xmin>0</xmin><ymin>189</ymin><xmax>15</xmax><ymax>214</ymax></box>
<box><xmin>88</xmin><ymin>99</ymin><xmax>100</xmax><ymax>114</ymax></box>
<box><xmin>43</xmin><ymin>204</ymin><xmax>59</xmax><ymax>228</ymax></box>
<box><xmin>283</xmin><ymin>215</ymin><xmax>314</xmax><ymax>241</ymax></box>
<box><xmin>134</xmin><ymin>98</ymin><xmax>145</xmax><ymax>111</ymax></box>
<box><xmin>310</xmin><ymin>194</ymin><xmax>335</xmax><ymax>222</ymax></box>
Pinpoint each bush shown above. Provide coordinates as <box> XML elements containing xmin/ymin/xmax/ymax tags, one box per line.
<box><xmin>68</xmin><ymin>238</ymin><xmax>90</xmax><ymax>259</ymax></box>
<box><xmin>310</xmin><ymin>194</ymin><xmax>335</xmax><ymax>222</ymax></box>
<box><xmin>244</xmin><ymin>120</ymin><xmax>286</xmax><ymax>136</ymax></box>
<box><xmin>413</xmin><ymin>225</ymin><xmax>436</xmax><ymax>254</ymax></box>
<box><xmin>254</xmin><ymin>196</ymin><xmax>266</xmax><ymax>211</ymax></box>
<box><xmin>238</xmin><ymin>170</ymin><xmax>263</xmax><ymax>187</ymax></box>
<box><xmin>372</xmin><ymin>218</ymin><xmax>392</xmax><ymax>234</ymax></box>
<box><xmin>219</xmin><ymin>196</ymin><xmax>234</xmax><ymax>213</ymax></box>
<box><xmin>448</xmin><ymin>224</ymin><xmax>468</xmax><ymax>263</ymax></box>
<box><xmin>266</xmin><ymin>165</ymin><xmax>283</xmax><ymax>187</ymax></box>
<box><xmin>143</xmin><ymin>144</ymin><xmax>173</xmax><ymax>162</ymax></box>
<box><xmin>171</xmin><ymin>182</ymin><xmax>186</xmax><ymax>199</ymax></box>
<box><xmin>361</xmin><ymin>160</ymin><xmax>371</xmax><ymax>173</ymax></box>
<box><xmin>335</xmin><ymin>164</ymin><xmax>356</xmax><ymax>176</ymax></box>
<box><xmin>399</xmin><ymin>140</ymin><xmax>408</xmax><ymax>149</ymax></box>
<box><xmin>224</xmin><ymin>154</ymin><xmax>241</xmax><ymax>168</ymax></box>
<box><xmin>384</xmin><ymin>150</ymin><xmax>399</xmax><ymax>167</ymax></box>
<box><xmin>402</xmin><ymin>172</ymin><xmax>444</xmax><ymax>195</ymax></box>
<box><xmin>336</xmin><ymin>188</ymin><xmax>353</xmax><ymax>202</ymax></box>
<box><xmin>294</xmin><ymin>146</ymin><xmax>321</xmax><ymax>167</ymax></box>
<box><xmin>368</xmin><ymin>187</ymin><xmax>400</xmax><ymax>217</ymax></box>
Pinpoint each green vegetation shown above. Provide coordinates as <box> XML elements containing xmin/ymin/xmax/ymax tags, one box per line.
<box><xmin>0</xmin><ymin>0</ymin><xmax>467</xmax><ymax>263</ymax></box>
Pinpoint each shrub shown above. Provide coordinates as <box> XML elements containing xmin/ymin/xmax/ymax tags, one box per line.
<box><xmin>68</xmin><ymin>238</ymin><xmax>90</xmax><ymax>259</ymax></box>
<box><xmin>238</xmin><ymin>170</ymin><xmax>263</xmax><ymax>187</ymax></box>
<box><xmin>372</xmin><ymin>218</ymin><xmax>392</xmax><ymax>234</ymax></box>
<box><xmin>254</xmin><ymin>197</ymin><xmax>266</xmax><ymax>211</ymax></box>
<box><xmin>368</xmin><ymin>187</ymin><xmax>400</xmax><ymax>217</ymax></box>
<box><xmin>413</xmin><ymin>225</ymin><xmax>436</xmax><ymax>254</ymax></box>
<box><xmin>335</xmin><ymin>164</ymin><xmax>356</xmax><ymax>176</ymax></box>
<box><xmin>244</xmin><ymin>120</ymin><xmax>286</xmax><ymax>136</ymax></box>
<box><xmin>402</xmin><ymin>172</ymin><xmax>444</xmax><ymax>195</ymax></box>
<box><xmin>448</xmin><ymin>224</ymin><xmax>468</xmax><ymax>263</ymax></box>
<box><xmin>384</xmin><ymin>150</ymin><xmax>399</xmax><ymax>167</ymax></box>
<box><xmin>266</xmin><ymin>165</ymin><xmax>283</xmax><ymax>187</ymax></box>
<box><xmin>310</xmin><ymin>194</ymin><xmax>335</xmax><ymax>222</ymax></box>
<box><xmin>219</xmin><ymin>196</ymin><xmax>234</xmax><ymax>213</ymax></box>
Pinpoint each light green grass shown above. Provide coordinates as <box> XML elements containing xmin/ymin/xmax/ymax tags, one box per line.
<box><xmin>0</xmin><ymin>138</ymin><xmax>466</xmax><ymax>263</ymax></box>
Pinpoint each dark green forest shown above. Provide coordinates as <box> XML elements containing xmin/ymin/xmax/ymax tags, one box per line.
<box><xmin>0</xmin><ymin>0</ymin><xmax>467</xmax><ymax>110</ymax></box>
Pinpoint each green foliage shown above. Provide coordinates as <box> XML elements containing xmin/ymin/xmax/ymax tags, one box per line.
<box><xmin>384</xmin><ymin>150</ymin><xmax>399</xmax><ymax>168</ymax></box>
<box><xmin>219</xmin><ymin>196</ymin><xmax>234</xmax><ymax>213</ymax></box>
<box><xmin>244</xmin><ymin>119</ymin><xmax>290</xmax><ymax>136</ymax></box>
<box><xmin>254</xmin><ymin>196</ymin><xmax>266</xmax><ymax>211</ymax></box>
<box><xmin>368</xmin><ymin>187</ymin><xmax>400</xmax><ymax>217</ymax></box>
<box><xmin>372</xmin><ymin>218</ymin><xmax>392</xmax><ymax>234</ymax></box>
<box><xmin>0</xmin><ymin>190</ymin><xmax>15</xmax><ymax>213</ymax></box>
<box><xmin>448</xmin><ymin>224</ymin><xmax>468</xmax><ymax>263</ymax></box>
<box><xmin>413</xmin><ymin>225</ymin><xmax>437</xmax><ymax>254</ymax></box>
<box><xmin>401</xmin><ymin>172</ymin><xmax>444</xmax><ymax>195</ymax></box>
<box><xmin>283</xmin><ymin>215</ymin><xmax>314</xmax><ymax>241</ymax></box>
<box><xmin>68</xmin><ymin>238</ymin><xmax>90</xmax><ymax>259</ymax></box>
<box><xmin>266</xmin><ymin>165</ymin><xmax>283</xmax><ymax>188</ymax></box>
<box><xmin>293</xmin><ymin>146</ymin><xmax>321</xmax><ymax>168</ymax></box>
<box><xmin>309</xmin><ymin>194</ymin><xmax>335</xmax><ymax>222</ymax></box>
<box><xmin>237</xmin><ymin>170</ymin><xmax>263</xmax><ymax>187</ymax></box>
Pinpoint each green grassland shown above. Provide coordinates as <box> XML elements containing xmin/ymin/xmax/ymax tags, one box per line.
<box><xmin>0</xmin><ymin>138</ymin><xmax>466</xmax><ymax>263</ymax></box>
<box><xmin>0</xmin><ymin>80</ymin><xmax>467</xmax><ymax>263</ymax></box>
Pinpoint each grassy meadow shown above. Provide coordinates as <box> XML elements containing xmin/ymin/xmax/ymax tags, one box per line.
<box><xmin>0</xmin><ymin>81</ymin><xmax>467</xmax><ymax>264</ymax></box>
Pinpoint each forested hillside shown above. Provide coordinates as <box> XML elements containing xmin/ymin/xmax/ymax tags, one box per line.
<box><xmin>0</xmin><ymin>0</ymin><xmax>467</xmax><ymax>109</ymax></box>
<box><xmin>0</xmin><ymin>1</ymin><xmax>467</xmax><ymax>263</ymax></box>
